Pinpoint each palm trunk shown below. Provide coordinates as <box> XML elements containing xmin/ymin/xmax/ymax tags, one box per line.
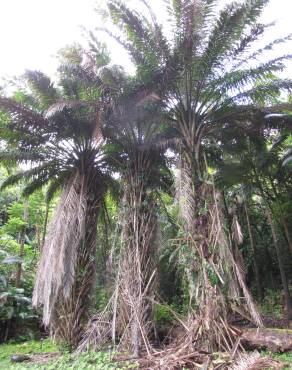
<box><xmin>177</xmin><ymin>154</ymin><xmax>262</xmax><ymax>350</ymax></box>
<box><xmin>16</xmin><ymin>200</ymin><xmax>29</xmax><ymax>288</ymax></box>
<box><xmin>53</xmin><ymin>198</ymin><xmax>101</xmax><ymax>348</ymax></box>
<box><xmin>33</xmin><ymin>168</ymin><xmax>105</xmax><ymax>348</ymax></box>
<box><xmin>244</xmin><ymin>202</ymin><xmax>263</xmax><ymax>301</ymax></box>
<box><xmin>266</xmin><ymin>210</ymin><xmax>292</xmax><ymax>320</ymax></box>
<box><xmin>114</xmin><ymin>156</ymin><xmax>157</xmax><ymax>356</ymax></box>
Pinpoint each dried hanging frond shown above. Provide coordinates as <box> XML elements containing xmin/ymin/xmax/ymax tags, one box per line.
<box><xmin>231</xmin><ymin>252</ymin><xmax>263</xmax><ymax>328</ymax></box>
<box><xmin>232</xmin><ymin>215</ymin><xmax>244</xmax><ymax>245</ymax></box>
<box><xmin>77</xmin><ymin>293</ymin><xmax>115</xmax><ymax>353</ymax></box>
<box><xmin>173</xmin><ymin>156</ymin><xmax>263</xmax><ymax>354</ymax></box>
<box><xmin>230</xmin><ymin>351</ymin><xmax>274</xmax><ymax>370</ymax></box>
<box><xmin>32</xmin><ymin>165</ymin><xmax>105</xmax><ymax>348</ymax></box>
<box><xmin>32</xmin><ymin>171</ymin><xmax>86</xmax><ymax>325</ymax></box>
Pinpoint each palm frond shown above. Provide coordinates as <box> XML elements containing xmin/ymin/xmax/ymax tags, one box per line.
<box><xmin>0</xmin><ymin>163</ymin><xmax>57</xmax><ymax>190</ymax></box>
<box><xmin>0</xmin><ymin>97</ymin><xmax>47</xmax><ymax>126</ymax></box>
<box><xmin>231</xmin><ymin>351</ymin><xmax>273</xmax><ymax>370</ymax></box>
<box><xmin>44</xmin><ymin>100</ymin><xmax>97</xmax><ymax>118</ymax></box>
<box><xmin>45</xmin><ymin>174</ymin><xmax>69</xmax><ymax>203</ymax></box>
<box><xmin>0</xmin><ymin>149</ymin><xmax>44</xmax><ymax>164</ymax></box>
<box><xmin>197</xmin><ymin>0</ymin><xmax>268</xmax><ymax>80</ymax></box>
<box><xmin>22</xmin><ymin>169</ymin><xmax>58</xmax><ymax>197</ymax></box>
<box><xmin>24</xmin><ymin>70</ymin><xmax>60</xmax><ymax>109</ymax></box>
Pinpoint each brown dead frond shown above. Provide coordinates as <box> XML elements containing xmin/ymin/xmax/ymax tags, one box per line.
<box><xmin>33</xmin><ymin>167</ymin><xmax>105</xmax><ymax>347</ymax></box>
<box><xmin>77</xmin><ymin>294</ymin><xmax>115</xmax><ymax>353</ymax></box>
<box><xmin>173</xmin><ymin>156</ymin><xmax>263</xmax><ymax>354</ymax></box>
<box><xmin>32</xmin><ymin>172</ymin><xmax>86</xmax><ymax>326</ymax></box>
<box><xmin>230</xmin><ymin>351</ymin><xmax>275</xmax><ymax>370</ymax></box>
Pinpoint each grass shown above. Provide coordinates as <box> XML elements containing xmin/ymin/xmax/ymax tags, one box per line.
<box><xmin>262</xmin><ymin>351</ymin><xmax>292</xmax><ymax>370</ymax></box>
<box><xmin>0</xmin><ymin>340</ymin><xmax>138</xmax><ymax>370</ymax></box>
<box><xmin>0</xmin><ymin>339</ymin><xmax>57</xmax><ymax>369</ymax></box>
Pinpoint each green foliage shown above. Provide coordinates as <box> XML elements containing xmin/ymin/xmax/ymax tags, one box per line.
<box><xmin>0</xmin><ymin>285</ymin><xmax>33</xmax><ymax>321</ymax></box>
<box><xmin>261</xmin><ymin>289</ymin><xmax>284</xmax><ymax>318</ymax></box>
<box><xmin>262</xmin><ymin>351</ymin><xmax>292</xmax><ymax>370</ymax></box>
<box><xmin>0</xmin><ymin>252</ymin><xmax>37</xmax><ymax>331</ymax></box>
<box><xmin>0</xmin><ymin>170</ymin><xmax>49</xmax><ymax>341</ymax></box>
<box><xmin>153</xmin><ymin>303</ymin><xmax>176</xmax><ymax>324</ymax></box>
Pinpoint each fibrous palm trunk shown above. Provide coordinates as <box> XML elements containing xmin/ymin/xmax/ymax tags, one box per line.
<box><xmin>33</xmin><ymin>167</ymin><xmax>105</xmax><ymax>348</ymax></box>
<box><xmin>114</xmin><ymin>157</ymin><xmax>158</xmax><ymax>356</ymax></box>
<box><xmin>177</xmin><ymin>154</ymin><xmax>262</xmax><ymax>351</ymax></box>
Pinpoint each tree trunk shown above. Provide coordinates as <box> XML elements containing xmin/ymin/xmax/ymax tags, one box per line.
<box><xmin>244</xmin><ymin>202</ymin><xmax>263</xmax><ymax>301</ymax></box>
<box><xmin>266</xmin><ymin>210</ymin><xmax>292</xmax><ymax>320</ymax></box>
<box><xmin>177</xmin><ymin>155</ymin><xmax>262</xmax><ymax>350</ymax></box>
<box><xmin>239</xmin><ymin>327</ymin><xmax>292</xmax><ymax>352</ymax></box>
<box><xmin>113</xmin><ymin>156</ymin><xmax>158</xmax><ymax>356</ymax></box>
<box><xmin>52</xmin><ymin>195</ymin><xmax>101</xmax><ymax>348</ymax></box>
<box><xmin>16</xmin><ymin>200</ymin><xmax>29</xmax><ymax>288</ymax></box>
<box><xmin>33</xmin><ymin>169</ymin><xmax>106</xmax><ymax>348</ymax></box>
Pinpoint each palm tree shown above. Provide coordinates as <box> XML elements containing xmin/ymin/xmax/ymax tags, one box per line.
<box><xmin>0</xmin><ymin>54</ymin><xmax>117</xmax><ymax>346</ymax></box>
<box><xmin>103</xmin><ymin>95</ymin><xmax>172</xmax><ymax>355</ymax></box>
<box><xmin>94</xmin><ymin>0</ymin><xmax>292</xmax><ymax>347</ymax></box>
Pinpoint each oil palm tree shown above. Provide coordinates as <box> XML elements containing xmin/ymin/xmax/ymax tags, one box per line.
<box><xmin>103</xmin><ymin>96</ymin><xmax>172</xmax><ymax>356</ymax></box>
<box><xmin>0</xmin><ymin>52</ymin><xmax>119</xmax><ymax>346</ymax></box>
<box><xmin>95</xmin><ymin>0</ymin><xmax>292</xmax><ymax>348</ymax></box>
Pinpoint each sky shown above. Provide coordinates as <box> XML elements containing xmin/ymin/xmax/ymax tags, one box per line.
<box><xmin>0</xmin><ymin>0</ymin><xmax>292</xmax><ymax>80</ymax></box>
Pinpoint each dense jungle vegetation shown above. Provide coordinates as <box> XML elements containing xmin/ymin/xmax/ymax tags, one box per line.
<box><xmin>0</xmin><ymin>0</ymin><xmax>292</xmax><ymax>368</ymax></box>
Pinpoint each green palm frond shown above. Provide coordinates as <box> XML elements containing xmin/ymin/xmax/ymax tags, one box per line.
<box><xmin>0</xmin><ymin>171</ymin><xmax>25</xmax><ymax>190</ymax></box>
<box><xmin>208</xmin><ymin>55</ymin><xmax>292</xmax><ymax>99</ymax></box>
<box><xmin>0</xmin><ymin>96</ymin><xmax>47</xmax><ymax>129</ymax></box>
<box><xmin>24</xmin><ymin>70</ymin><xmax>60</xmax><ymax>109</ymax></box>
<box><xmin>22</xmin><ymin>169</ymin><xmax>58</xmax><ymax>197</ymax></box>
<box><xmin>232</xmin><ymin>79</ymin><xmax>292</xmax><ymax>104</ymax></box>
<box><xmin>45</xmin><ymin>173</ymin><xmax>70</xmax><ymax>203</ymax></box>
<box><xmin>0</xmin><ymin>163</ymin><xmax>57</xmax><ymax>191</ymax></box>
<box><xmin>240</xmin><ymin>33</ymin><xmax>292</xmax><ymax>67</ymax></box>
<box><xmin>0</xmin><ymin>149</ymin><xmax>44</xmax><ymax>164</ymax></box>
<box><xmin>197</xmin><ymin>0</ymin><xmax>268</xmax><ymax>80</ymax></box>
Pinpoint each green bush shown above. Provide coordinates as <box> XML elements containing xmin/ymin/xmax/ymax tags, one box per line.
<box><xmin>261</xmin><ymin>289</ymin><xmax>284</xmax><ymax>318</ymax></box>
<box><xmin>153</xmin><ymin>303</ymin><xmax>175</xmax><ymax>324</ymax></box>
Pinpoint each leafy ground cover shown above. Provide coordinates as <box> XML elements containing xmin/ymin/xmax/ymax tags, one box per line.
<box><xmin>1</xmin><ymin>340</ymin><xmax>292</xmax><ymax>369</ymax></box>
<box><xmin>0</xmin><ymin>339</ymin><xmax>56</xmax><ymax>369</ymax></box>
<box><xmin>0</xmin><ymin>340</ymin><xmax>138</xmax><ymax>370</ymax></box>
<box><xmin>264</xmin><ymin>351</ymin><xmax>292</xmax><ymax>370</ymax></box>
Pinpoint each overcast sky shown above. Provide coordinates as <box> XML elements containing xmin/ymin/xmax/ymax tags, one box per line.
<box><xmin>0</xmin><ymin>0</ymin><xmax>291</xmax><ymax>80</ymax></box>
